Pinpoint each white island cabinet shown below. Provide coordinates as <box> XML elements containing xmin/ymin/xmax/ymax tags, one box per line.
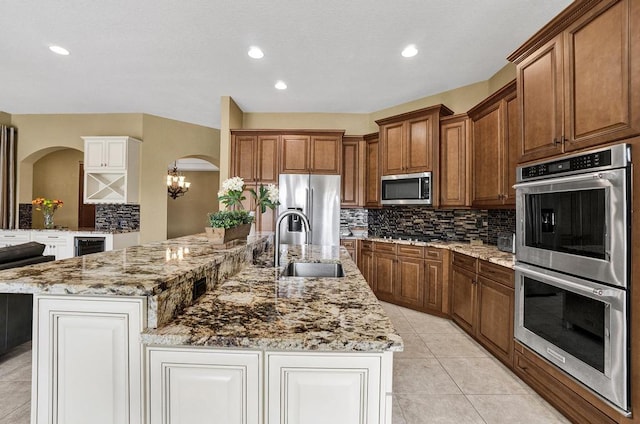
<box><xmin>146</xmin><ymin>347</ymin><xmax>262</xmax><ymax>424</ymax></box>
<box><xmin>32</xmin><ymin>295</ymin><xmax>146</xmax><ymax>424</ymax></box>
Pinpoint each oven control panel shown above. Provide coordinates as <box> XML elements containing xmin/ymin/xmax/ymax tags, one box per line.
<box><xmin>520</xmin><ymin>150</ymin><xmax>612</xmax><ymax>180</ymax></box>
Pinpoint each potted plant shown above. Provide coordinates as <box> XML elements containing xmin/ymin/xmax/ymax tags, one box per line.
<box><xmin>205</xmin><ymin>210</ymin><xmax>254</xmax><ymax>244</ymax></box>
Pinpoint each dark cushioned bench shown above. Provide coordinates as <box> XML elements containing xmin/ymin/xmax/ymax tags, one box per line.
<box><xmin>0</xmin><ymin>242</ymin><xmax>55</xmax><ymax>355</ymax></box>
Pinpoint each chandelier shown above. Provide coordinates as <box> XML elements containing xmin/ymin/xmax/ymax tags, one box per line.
<box><xmin>167</xmin><ymin>162</ymin><xmax>191</xmax><ymax>199</ymax></box>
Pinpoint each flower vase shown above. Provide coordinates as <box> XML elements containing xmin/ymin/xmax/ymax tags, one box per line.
<box><xmin>43</xmin><ymin>210</ymin><xmax>55</xmax><ymax>229</ymax></box>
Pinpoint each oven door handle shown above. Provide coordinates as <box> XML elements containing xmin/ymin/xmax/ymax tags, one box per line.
<box><xmin>514</xmin><ymin>171</ymin><xmax>613</xmax><ymax>189</ymax></box>
<box><xmin>514</xmin><ymin>264</ymin><xmax>623</xmax><ymax>301</ymax></box>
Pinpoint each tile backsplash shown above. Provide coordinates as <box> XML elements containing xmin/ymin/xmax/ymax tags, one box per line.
<box><xmin>95</xmin><ymin>204</ymin><xmax>140</xmax><ymax>231</ymax></box>
<box><xmin>367</xmin><ymin>207</ymin><xmax>489</xmax><ymax>242</ymax></box>
<box><xmin>340</xmin><ymin>207</ymin><xmax>515</xmax><ymax>244</ymax></box>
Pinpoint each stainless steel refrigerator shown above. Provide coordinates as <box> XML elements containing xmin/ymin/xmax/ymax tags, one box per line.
<box><xmin>278</xmin><ymin>174</ymin><xmax>341</xmax><ymax>246</ymax></box>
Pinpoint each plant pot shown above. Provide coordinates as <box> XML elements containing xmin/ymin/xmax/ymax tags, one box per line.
<box><xmin>205</xmin><ymin>223</ymin><xmax>251</xmax><ymax>244</ymax></box>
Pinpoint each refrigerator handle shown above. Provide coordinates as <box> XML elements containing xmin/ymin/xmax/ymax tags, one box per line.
<box><xmin>309</xmin><ymin>188</ymin><xmax>314</xmax><ymax>245</ymax></box>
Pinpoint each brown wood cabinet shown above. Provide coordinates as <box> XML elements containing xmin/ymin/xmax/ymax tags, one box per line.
<box><xmin>396</xmin><ymin>245</ymin><xmax>425</xmax><ymax>308</ymax></box>
<box><xmin>359</xmin><ymin>240</ymin><xmax>374</xmax><ymax>291</ymax></box>
<box><xmin>230</xmin><ymin>133</ymin><xmax>278</xmax><ymax>183</ymax></box>
<box><xmin>363</xmin><ymin>132</ymin><xmax>381</xmax><ymax>208</ymax></box>
<box><xmin>509</xmin><ymin>0</ymin><xmax>640</xmax><ymax>162</ymax></box>
<box><xmin>440</xmin><ymin>114</ymin><xmax>471</xmax><ymax>207</ymax></box>
<box><xmin>450</xmin><ymin>252</ymin><xmax>514</xmax><ymax>366</ymax></box>
<box><xmin>341</xmin><ymin>136</ymin><xmax>365</xmax><ymax>207</ymax></box>
<box><xmin>279</xmin><ymin>132</ymin><xmax>343</xmax><ymax>174</ymax></box>
<box><xmin>376</xmin><ymin>105</ymin><xmax>454</xmax><ymax>187</ymax></box>
<box><xmin>468</xmin><ymin>80</ymin><xmax>518</xmax><ymax>208</ymax></box>
<box><xmin>360</xmin><ymin>241</ymin><xmax>448</xmax><ymax>316</ymax></box>
<box><xmin>340</xmin><ymin>239</ymin><xmax>359</xmax><ymax>265</ymax></box>
<box><xmin>239</xmin><ymin>184</ymin><xmax>276</xmax><ymax>232</ymax></box>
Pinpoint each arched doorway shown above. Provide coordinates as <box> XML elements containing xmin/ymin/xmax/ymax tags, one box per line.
<box><xmin>166</xmin><ymin>157</ymin><xmax>219</xmax><ymax>239</ymax></box>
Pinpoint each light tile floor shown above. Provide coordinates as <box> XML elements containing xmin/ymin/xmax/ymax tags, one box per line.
<box><xmin>0</xmin><ymin>304</ymin><xmax>571</xmax><ymax>424</ymax></box>
<box><xmin>382</xmin><ymin>302</ymin><xmax>571</xmax><ymax>424</ymax></box>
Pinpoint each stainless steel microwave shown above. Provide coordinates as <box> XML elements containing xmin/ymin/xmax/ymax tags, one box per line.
<box><xmin>381</xmin><ymin>172</ymin><xmax>432</xmax><ymax>205</ymax></box>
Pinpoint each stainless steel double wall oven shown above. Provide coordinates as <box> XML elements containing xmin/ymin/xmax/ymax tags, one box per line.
<box><xmin>514</xmin><ymin>143</ymin><xmax>631</xmax><ymax>413</ymax></box>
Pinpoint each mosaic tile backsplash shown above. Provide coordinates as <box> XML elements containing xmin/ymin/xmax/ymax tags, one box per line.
<box><xmin>340</xmin><ymin>208</ymin><xmax>368</xmax><ymax>234</ymax></box>
<box><xmin>487</xmin><ymin>209</ymin><xmax>517</xmax><ymax>245</ymax></box>
<box><xmin>368</xmin><ymin>207</ymin><xmax>489</xmax><ymax>242</ymax></box>
<box><xmin>95</xmin><ymin>204</ymin><xmax>140</xmax><ymax>231</ymax></box>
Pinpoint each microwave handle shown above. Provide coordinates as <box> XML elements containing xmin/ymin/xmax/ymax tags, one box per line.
<box><xmin>513</xmin><ymin>172</ymin><xmax>613</xmax><ymax>189</ymax></box>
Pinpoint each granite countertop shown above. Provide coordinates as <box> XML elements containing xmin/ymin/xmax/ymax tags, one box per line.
<box><xmin>366</xmin><ymin>237</ymin><xmax>515</xmax><ymax>269</ymax></box>
<box><xmin>141</xmin><ymin>244</ymin><xmax>404</xmax><ymax>353</ymax></box>
<box><xmin>0</xmin><ymin>233</ymin><xmax>272</xmax><ymax>328</ymax></box>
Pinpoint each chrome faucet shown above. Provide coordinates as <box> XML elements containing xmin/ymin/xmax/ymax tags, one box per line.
<box><xmin>274</xmin><ymin>210</ymin><xmax>311</xmax><ymax>267</ymax></box>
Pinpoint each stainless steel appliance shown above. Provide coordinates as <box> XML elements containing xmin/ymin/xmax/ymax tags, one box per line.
<box><xmin>514</xmin><ymin>143</ymin><xmax>631</xmax><ymax>413</ymax></box>
<box><xmin>278</xmin><ymin>174</ymin><xmax>340</xmax><ymax>246</ymax></box>
<box><xmin>515</xmin><ymin>143</ymin><xmax>630</xmax><ymax>288</ymax></box>
<box><xmin>514</xmin><ymin>263</ymin><xmax>628</xmax><ymax>411</ymax></box>
<box><xmin>381</xmin><ymin>172</ymin><xmax>432</xmax><ymax>205</ymax></box>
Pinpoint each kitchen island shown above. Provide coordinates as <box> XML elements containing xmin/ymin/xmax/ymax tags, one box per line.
<box><xmin>0</xmin><ymin>233</ymin><xmax>402</xmax><ymax>424</ymax></box>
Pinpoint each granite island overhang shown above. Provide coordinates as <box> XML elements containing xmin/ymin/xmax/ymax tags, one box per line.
<box><xmin>0</xmin><ymin>233</ymin><xmax>403</xmax><ymax>424</ymax></box>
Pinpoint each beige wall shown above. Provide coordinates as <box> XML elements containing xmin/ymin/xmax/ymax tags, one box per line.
<box><xmin>219</xmin><ymin>97</ymin><xmax>243</xmax><ymax>184</ymax></box>
<box><xmin>167</xmin><ymin>171</ymin><xmax>219</xmax><ymax>239</ymax></box>
<box><xmin>242</xmin><ymin>112</ymin><xmax>372</xmax><ymax>135</ymax></box>
<box><xmin>0</xmin><ymin>111</ymin><xmax>11</xmax><ymax>126</ymax></box>
<box><xmin>11</xmin><ymin>113</ymin><xmax>219</xmax><ymax>243</ymax></box>
<box><xmin>12</xmin><ymin>113</ymin><xmax>143</xmax><ymax>204</ymax></box>
<box><xmin>140</xmin><ymin>114</ymin><xmax>220</xmax><ymax>243</ymax></box>
<box><xmin>32</xmin><ymin>149</ymin><xmax>84</xmax><ymax>229</ymax></box>
<box><xmin>488</xmin><ymin>63</ymin><xmax>517</xmax><ymax>93</ymax></box>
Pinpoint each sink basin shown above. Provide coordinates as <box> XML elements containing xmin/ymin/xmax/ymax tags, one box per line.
<box><xmin>281</xmin><ymin>262</ymin><xmax>345</xmax><ymax>278</ymax></box>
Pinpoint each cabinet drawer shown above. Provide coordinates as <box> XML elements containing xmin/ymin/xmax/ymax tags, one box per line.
<box><xmin>452</xmin><ymin>252</ymin><xmax>477</xmax><ymax>272</ymax></box>
<box><xmin>478</xmin><ymin>260</ymin><xmax>513</xmax><ymax>288</ymax></box>
<box><xmin>397</xmin><ymin>245</ymin><xmax>423</xmax><ymax>258</ymax></box>
<box><xmin>374</xmin><ymin>241</ymin><xmax>397</xmax><ymax>254</ymax></box>
<box><xmin>340</xmin><ymin>239</ymin><xmax>356</xmax><ymax>249</ymax></box>
<box><xmin>425</xmin><ymin>248</ymin><xmax>442</xmax><ymax>261</ymax></box>
<box><xmin>361</xmin><ymin>240</ymin><xmax>373</xmax><ymax>251</ymax></box>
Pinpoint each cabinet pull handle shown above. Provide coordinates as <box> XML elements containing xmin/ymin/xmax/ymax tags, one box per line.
<box><xmin>553</xmin><ymin>138</ymin><xmax>559</xmax><ymax>145</ymax></box>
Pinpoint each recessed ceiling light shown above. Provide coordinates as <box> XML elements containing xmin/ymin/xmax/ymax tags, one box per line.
<box><xmin>275</xmin><ymin>80</ymin><xmax>287</xmax><ymax>90</ymax></box>
<box><xmin>401</xmin><ymin>44</ymin><xmax>418</xmax><ymax>58</ymax></box>
<box><xmin>49</xmin><ymin>45</ymin><xmax>70</xmax><ymax>56</ymax></box>
<box><xmin>248</xmin><ymin>46</ymin><xmax>264</xmax><ymax>59</ymax></box>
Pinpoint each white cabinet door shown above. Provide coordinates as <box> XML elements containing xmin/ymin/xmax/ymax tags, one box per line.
<box><xmin>32</xmin><ymin>295</ymin><xmax>146</xmax><ymax>424</ymax></box>
<box><xmin>85</xmin><ymin>139</ymin><xmax>106</xmax><ymax>168</ymax></box>
<box><xmin>104</xmin><ymin>139</ymin><xmax>127</xmax><ymax>169</ymax></box>
<box><xmin>147</xmin><ymin>347</ymin><xmax>262</xmax><ymax>424</ymax></box>
<box><xmin>266</xmin><ymin>352</ymin><xmax>385</xmax><ymax>424</ymax></box>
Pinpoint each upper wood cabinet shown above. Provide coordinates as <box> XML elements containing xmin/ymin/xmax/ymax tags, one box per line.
<box><xmin>279</xmin><ymin>132</ymin><xmax>343</xmax><ymax>174</ymax></box>
<box><xmin>468</xmin><ymin>81</ymin><xmax>518</xmax><ymax>208</ymax></box>
<box><xmin>341</xmin><ymin>136</ymin><xmax>365</xmax><ymax>208</ymax></box>
<box><xmin>440</xmin><ymin>114</ymin><xmax>471</xmax><ymax>208</ymax></box>
<box><xmin>509</xmin><ymin>0</ymin><xmax>640</xmax><ymax>162</ymax></box>
<box><xmin>376</xmin><ymin>105</ymin><xmax>454</xmax><ymax>177</ymax></box>
<box><xmin>231</xmin><ymin>133</ymin><xmax>279</xmax><ymax>183</ymax></box>
<box><xmin>363</xmin><ymin>132</ymin><xmax>381</xmax><ymax>209</ymax></box>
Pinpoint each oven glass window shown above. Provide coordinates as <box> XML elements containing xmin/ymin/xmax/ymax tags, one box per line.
<box><xmin>382</xmin><ymin>178</ymin><xmax>421</xmax><ymax>200</ymax></box>
<box><xmin>525</xmin><ymin>188</ymin><xmax>606</xmax><ymax>259</ymax></box>
<box><xmin>523</xmin><ymin>277</ymin><xmax>605</xmax><ymax>372</ymax></box>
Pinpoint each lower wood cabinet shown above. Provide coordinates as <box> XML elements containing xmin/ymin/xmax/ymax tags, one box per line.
<box><xmin>340</xmin><ymin>239</ymin><xmax>359</xmax><ymax>265</ymax></box>
<box><xmin>32</xmin><ymin>295</ymin><xmax>146</xmax><ymax>424</ymax></box>
<box><xmin>361</xmin><ymin>241</ymin><xmax>448</xmax><ymax>315</ymax></box>
<box><xmin>147</xmin><ymin>347</ymin><xmax>262</xmax><ymax>424</ymax></box>
<box><xmin>450</xmin><ymin>252</ymin><xmax>514</xmax><ymax>366</ymax></box>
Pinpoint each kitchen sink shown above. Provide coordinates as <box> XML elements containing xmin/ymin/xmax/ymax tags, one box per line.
<box><xmin>281</xmin><ymin>262</ymin><xmax>345</xmax><ymax>278</ymax></box>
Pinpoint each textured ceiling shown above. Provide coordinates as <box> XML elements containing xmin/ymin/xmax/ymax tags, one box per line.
<box><xmin>0</xmin><ymin>0</ymin><xmax>572</xmax><ymax>128</ymax></box>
